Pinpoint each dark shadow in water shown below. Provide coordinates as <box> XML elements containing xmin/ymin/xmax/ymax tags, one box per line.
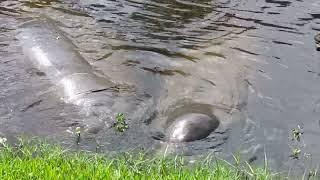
<box><xmin>22</xmin><ymin>0</ymin><xmax>62</xmax><ymax>8</ymax></box>
<box><xmin>51</xmin><ymin>7</ymin><xmax>91</xmax><ymax>17</ymax></box>
<box><xmin>0</xmin><ymin>6</ymin><xmax>20</xmax><ymax>16</ymax></box>
<box><xmin>111</xmin><ymin>44</ymin><xmax>197</xmax><ymax>61</ymax></box>
<box><xmin>129</xmin><ymin>0</ymin><xmax>214</xmax><ymax>28</ymax></box>
<box><xmin>310</xmin><ymin>13</ymin><xmax>320</xmax><ymax>19</ymax></box>
<box><xmin>265</xmin><ymin>0</ymin><xmax>291</xmax><ymax>7</ymax></box>
<box><xmin>230</xmin><ymin>14</ymin><xmax>297</xmax><ymax>30</ymax></box>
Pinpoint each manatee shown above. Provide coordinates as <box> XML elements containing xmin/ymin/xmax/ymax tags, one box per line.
<box><xmin>16</xmin><ymin>16</ymin><xmax>164</xmax><ymax>145</ymax></box>
<box><xmin>15</xmin><ymin>16</ymin><xmax>225</xmax><ymax>152</ymax></box>
<box><xmin>15</xmin><ymin>17</ymin><xmax>122</xmax><ymax>134</ymax></box>
<box><xmin>166</xmin><ymin>113</ymin><xmax>220</xmax><ymax>142</ymax></box>
<box><xmin>16</xmin><ymin>17</ymin><xmax>116</xmax><ymax>103</ymax></box>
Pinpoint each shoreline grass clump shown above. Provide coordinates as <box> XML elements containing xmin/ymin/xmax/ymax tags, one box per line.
<box><xmin>0</xmin><ymin>138</ymin><xmax>278</xmax><ymax>180</ymax></box>
<box><xmin>0</xmin><ymin>125</ymin><xmax>318</xmax><ymax>179</ymax></box>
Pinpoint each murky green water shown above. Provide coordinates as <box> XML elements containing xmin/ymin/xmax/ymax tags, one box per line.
<box><xmin>1</xmin><ymin>0</ymin><xmax>320</xmax><ymax>174</ymax></box>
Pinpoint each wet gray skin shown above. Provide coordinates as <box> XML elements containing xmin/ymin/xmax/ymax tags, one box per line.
<box><xmin>16</xmin><ymin>17</ymin><xmax>118</xmax><ymax>132</ymax></box>
<box><xmin>166</xmin><ymin>113</ymin><xmax>219</xmax><ymax>142</ymax></box>
<box><xmin>16</xmin><ymin>17</ymin><xmax>165</xmax><ymax>145</ymax></box>
<box><xmin>17</xmin><ymin>18</ymin><xmax>114</xmax><ymax>97</ymax></box>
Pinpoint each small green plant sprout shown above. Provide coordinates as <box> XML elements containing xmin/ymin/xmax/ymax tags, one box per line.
<box><xmin>290</xmin><ymin>148</ymin><xmax>301</xmax><ymax>159</ymax></box>
<box><xmin>308</xmin><ymin>169</ymin><xmax>317</xmax><ymax>178</ymax></box>
<box><xmin>66</xmin><ymin>127</ymin><xmax>81</xmax><ymax>144</ymax></box>
<box><xmin>75</xmin><ymin>127</ymin><xmax>81</xmax><ymax>144</ymax></box>
<box><xmin>291</xmin><ymin>125</ymin><xmax>303</xmax><ymax>142</ymax></box>
<box><xmin>114</xmin><ymin>113</ymin><xmax>128</xmax><ymax>132</ymax></box>
<box><xmin>0</xmin><ymin>137</ymin><xmax>7</xmax><ymax>147</ymax></box>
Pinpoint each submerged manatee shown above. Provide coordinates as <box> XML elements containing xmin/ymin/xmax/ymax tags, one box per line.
<box><xmin>16</xmin><ymin>17</ymin><xmax>155</xmax><ymax>134</ymax></box>
<box><xmin>17</xmin><ymin>17</ymin><xmax>115</xmax><ymax>102</ymax></box>
<box><xmin>15</xmin><ymin>16</ymin><xmax>239</xmax><ymax>152</ymax></box>
<box><xmin>16</xmin><ymin>17</ymin><xmax>163</xmax><ymax>151</ymax></box>
<box><xmin>167</xmin><ymin>113</ymin><xmax>219</xmax><ymax>142</ymax></box>
<box><xmin>16</xmin><ymin>17</ymin><xmax>120</xmax><ymax>132</ymax></box>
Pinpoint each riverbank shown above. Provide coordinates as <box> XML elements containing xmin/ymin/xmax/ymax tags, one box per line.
<box><xmin>0</xmin><ymin>138</ymin><xmax>282</xmax><ymax>180</ymax></box>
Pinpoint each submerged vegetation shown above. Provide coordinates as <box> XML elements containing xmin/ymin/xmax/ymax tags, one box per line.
<box><xmin>113</xmin><ymin>113</ymin><xmax>129</xmax><ymax>133</ymax></box>
<box><xmin>291</xmin><ymin>125</ymin><xmax>303</xmax><ymax>142</ymax></box>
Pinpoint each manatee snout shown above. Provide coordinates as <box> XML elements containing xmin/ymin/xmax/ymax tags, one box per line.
<box><xmin>167</xmin><ymin>113</ymin><xmax>219</xmax><ymax>142</ymax></box>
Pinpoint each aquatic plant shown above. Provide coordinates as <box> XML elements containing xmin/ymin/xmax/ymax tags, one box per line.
<box><xmin>114</xmin><ymin>113</ymin><xmax>129</xmax><ymax>132</ymax></box>
<box><xmin>75</xmin><ymin>127</ymin><xmax>81</xmax><ymax>144</ymax></box>
<box><xmin>290</xmin><ymin>148</ymin><xmax>301</xmax><ymax>160</ymax></box>
<box><xmin>288</xmin><ymin>125</ymin><xmax>304</xmax><ymax>160</ymax></box>
<box><xmin>308</xmin><ymin>169</ymin><xmax>317</xmax><ymax>179</ymax></box>
<box><xmin>0</xmin><ymin>137</ymin><xmax>7</xmax><ymax>147</ymax></box>
<box><xmin>291</xmin><ymin>125</ymin><xmax>303</xmax><ymax>142</ymax></box>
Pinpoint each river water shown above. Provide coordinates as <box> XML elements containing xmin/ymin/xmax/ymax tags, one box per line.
<box><xmin>1</xmin><ymin>0</ymin><xmax>320</xmax><ymax>175</ymax></box>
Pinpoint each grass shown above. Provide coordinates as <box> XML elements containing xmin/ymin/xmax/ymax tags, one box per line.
<box><xmin>0</xmin><ymin>139</ymin><xmax>278</xmax><ymax>180</ymax></box>
<box><xmin>0</xmin><ymin>123</ymin><xmax>316</xmax><ymax>179</ymax></box>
